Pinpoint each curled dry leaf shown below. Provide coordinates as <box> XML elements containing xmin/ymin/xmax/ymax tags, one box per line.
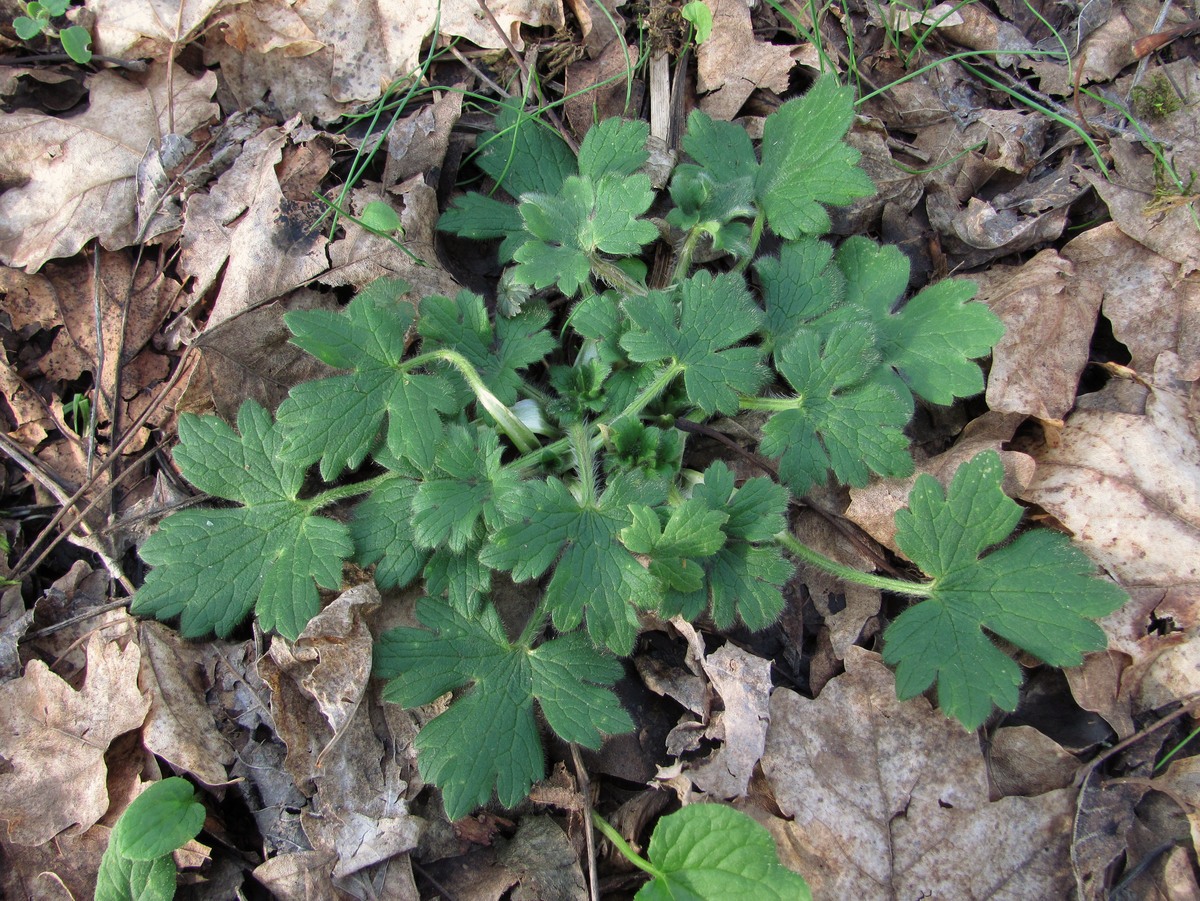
<box><xmin>138</xmin><ymin>622</ymin><xmax>236</xmax><ymax>787</ymax></box>
<box><xmin>0</xmin><ymin>634</ymin><xmax>150</xmax><ymax>846</ymax></box>
<box><xmin>0</xmin><ymin>64</ymin><xmax>218</xmax><ymax>272</ymax></box>
<box><xmin>973</xmin><ymin>247</ymin><xmax>1104</xmax><ymax>423</ymax></box>
<box><xmin>1061</xmin><ymin>221</ymin><xmax>1200</xmax><ymax>370</ymax></box>
<box><xmin>762</xmin><ymin>647</ymin><xmax>1075</xmax><ymax>899</ymax></box>
<box><xmin>180</xmin><ymin>120</ymin><xmax>330</xmax><ymax>327</ymax></box>
<box><xmin>696</xmin><ymin>0</ymin><xmax>794</xmax><ymax>120</ymax></box>
<box><xmin>686</xmin><ymin>643</ymin><xmax>772</xmax><ymax>800</ymax></box>
<box><xmin>209</xmin><ymin>0</ymin><xmax>564</xmax><ymax>121</ymax></box>
<box><xmin>260</xmin><ymin>583</ymin><xmax>420</xmax><ymax>880</ymax></box>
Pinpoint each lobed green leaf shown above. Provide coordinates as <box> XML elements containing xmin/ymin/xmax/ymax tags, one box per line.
<box><xmin>883</xmin><ymin>451</ymin><xmax>1128</xmax><ymax>729</ymax></box>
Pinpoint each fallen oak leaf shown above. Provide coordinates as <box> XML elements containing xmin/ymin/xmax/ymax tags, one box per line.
<box><xmin>0</xmin><ymin>63</ymin><xmax>217</xmax><ymax>272</ymax></box>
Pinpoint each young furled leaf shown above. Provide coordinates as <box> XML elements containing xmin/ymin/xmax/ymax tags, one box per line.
<box><xmin>375</xmin><ymin>600</ymin><xmax>633</xmax><ymax>820</ymax></box>
<box><xmin>755</xmin><ymin>75</ymin><xmax>876</xmax><ymax>238</ymax></box>
<box><xmin>631</xmin><ymin>804</ymin><xmax>812</xmax><ymax>900</ymax></box>
<box><xmin>757</xmin><ymin>325</ymin><xmax>913</xmax><ymax>495</ymax></box>
<box><xmin>418</xmin><ymin>290</ymin><xmax>554</xmax><ymax>406</ymax></box>
<box><xmin>513</xmin><ymin>173</ymin><xmax>659</xmax><ymax>296</ymax></box>
<box><xmin>836</xmin><ymin>237</ymin><xmax>1004</xmax><ymax>407</ymax></box>
<box><xmin>480</xmin><ymin>472</ymin><xmax>665</xmax><ymax>655</ymax></box>
<box><xmin>133</xmin><ymin>401</ymin><xmax>353</xmax><ymax>640</ymax></box>
<box><xmin>277</xmin><ymin>279</ymin><xmax>455</xmax><ymax>479</ymax></box>
<box><xmin>883</xmin><ymin>451</ymin><xmax>1127</xmax><ymax>730</ymax></box>
<box><xmin>620</xmin><ymin>270</ymin><xmax>767</xmax><ymax>416</ymax></box>
<box><xmin>665</xmin><ymin>462</ymin><xmax>792</xmax><ymax>630</ymax></box>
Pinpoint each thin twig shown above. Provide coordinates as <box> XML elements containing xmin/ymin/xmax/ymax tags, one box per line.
<box><xmin>446</xmin><ymin>43</ymin><xmax>511</xmax><ymax>99</ymax></box>
<box><xmin>12</xmin><ymin>345</ymin><xmax>196</xmax><ymax>579</ymax></box>
<box><xmin>0</xmin><ymin>52</ymin><xmax>146</xmax><ymax>70</ymax></box>
<box><xmin>1079</xmin><ymin>691</ymin><xmax>1200</xmax><ymax>781</ymax></box>
<box><xmin>570</xmin><ymin>744</ymin><xmax>600</xmax><ymax>901</ymax></box>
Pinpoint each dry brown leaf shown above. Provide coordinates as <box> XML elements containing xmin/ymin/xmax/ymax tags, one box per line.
<box><xmin>791</xmin><ymin>507</ymin><xmax>881</xmax><ymax>658</ymax></box>
<box><xmin>697</xmin><ymin>0</ymin><xmax>794</xmax><ymax>120</ymax></box>
<box><xmin>1085</xmin><ymin>172</ymin><xmax>1200</xmax><ymax>277</ymax></box>
<box><xmin>1152</xmin><ymin>757</ymin><xmax>1200</xmax><ymax>854</ymax></box>
<box><xmin>260</xmin><ymin>583</ymin><xmax>421</xmax><ymax>880</ymax></box>
<box><xmin>1022</xmin><ymin>356</ymin><xmax>1200</xmax><ymax>712</ymax></box>
<box><xmin>762</xmin><ymin>647</ymin><xmax>1075</xmax><ymax>899</ymax></box>
<box><xmin>176</xmin><ymin>288</ymin><xmax>337</xmax><ymax>419</ymax></box>
<box><xmin>252</xmin><ymin>851</ymin><xmax>341</xmax><ymax>901</ymax></box>
<box><xmin>180</xmin><ymin>120</ymin><xmax>329</xmax><ymax>327</ymax></box>
<box><xmin>383</xmin><ymin>90</ymin><xmax>465</xmax><ymax>189</ymax></box>
<box><xmin>687</xmin><ymin>644</ymin><xmax>772</xmax><ymax>800</ymax></box>
<box><xmin>1021</xmin><ymin>356</ymin><xmax>1200</xmax><ymax>592</ymax></box>
<box><xmin>210</xmin><ymin>0</ymin><xmax>563</xmax><ymax>122</ymax></box>
<box><xmin>320</xmin><ymin>180</ymin><xmax>461</xmax><ymax>299</ymax></box>
<box><xmin>90</xmin><ymin>0</ymin><xmax>243</xmax><ymax>58</ymax></box>
<box><xmin>987</xmin><ymin>725</ymin><xmax>1079</xmax><ymax>798</ymax></box>
<box><xmin>0</xmin><ymin>634</ymin><xmax>150</xmax><ymax>846</ymax></box>
<box><xmin>1061</xmin><ymin>222</ymin><xmax>1200</xmax><ymax>370</ymax></box>
<box><xmin>0</xmin><ymin>64</ymin><xmax>217</xmax><ymax>272</ymax></box>
<box><xmin>1</xmin><ymin>253</ymin><xmax>179</xmax><ymax>418</ymax></box>
<box><xmin>973</xmin><ymin>248</ymin><xmax>1103</xmax><ymax>422</ymax></box>
<box><xmin>138</xmin><ymin>621</ymin><xmax>235</xmax><ymax>787</ymax></box>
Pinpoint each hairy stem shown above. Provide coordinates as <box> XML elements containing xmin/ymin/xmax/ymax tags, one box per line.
<box><xmin>732</xmin><ymin>211</ymin><xmax>766</xmax><ymax>273</ymax></box>
<box><xmin>406</xmin><ymin>348</ymin><xmax>540</xmax><ymax>453</ymax></box>
<box><xmin>775</xmin><ymin>531</ymin><xmax>934</xmax><ymax>597</ymax></box>
<box><xmin>307</xmin><ymin>472</ymin><xmax>405</xmax><ymax>511</ymax></box>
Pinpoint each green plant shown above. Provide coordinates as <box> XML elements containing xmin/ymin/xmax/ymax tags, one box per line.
<box><xmin>1131</xmin><ymin>73</ymin><xmax>1183</xmax><ymax>121</ymax></box>
<box><xmin>95</xmin><ymin>777</ymin><xmax>205</xmax><ymax>901</ymax></box>
<box><xmin>62</xmin><ymin>390</ymin><xmax>91</xmax><ymax>436</ymax></box>
<box><xmin>132</xmin><ymin>76</ymin><xmax>1127</xmax><ymax>820</ymax></box>
<box><xmin>12</xmin><ymin>0</ymin><xmax>92</xmax><ymax>63</ymax></box>
<box><xmin>592</xmin><ymin>804</ymin><xmax>811</xmax><ymax>898</ymax></box>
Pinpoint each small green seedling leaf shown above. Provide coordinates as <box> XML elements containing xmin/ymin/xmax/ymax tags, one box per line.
<box><xmin>883</xmin><ymin>451</ymin><xmax>1128</xmax><ymax>730</ymax></box>
<box><xmin>110</xmin><ymin>777</ymin><xmax>205</xmax><ymax>861</ymax></box>
<box><xmin>596</xmin><ymin>804</ymin><xmax>811</xmax><ymax>900</ymax></box>
<box><xmin>514</xmin><ymin>173</ymin><xmax>658</xmax><ymax>296</ymax></box>
<box><xmin>620</xmin><ymin>270</ymin><xmax>767</xmax><ymax>416</ymax></box>
<box><xmin>96</xmin><ymin>777</ymin><xmax>204</xmax><ymax>901</ymax></box>
<box><xmin>621</xmin><ymin>500</ymin><xmax>728</xmax><ymax>593</ymax></box>
<box><xmin>755</xmin><ymin>75</ymin><xmax>876</xmax><ymax>238</ymax></box>
<box><xmin>278</xmin><ymin>278</ymin><xmax>456</xmax><ymax>478</ymax></box>
<box><xmin>411</xmin><ymin>424</ymin><xmax>524</xmax><ymax>555</ymax></box>
<box><xmin>758</xmin><ymin>324</ymin><xmax>913</xmax><ymax>494</ymax></box>
<box><xmin>59</xmin><ymin>23</ymin><xmax>91</xmax><ymax>63</ymax></box>
<box><xmin>13</xmin><ymin>15</ymin><xmax>43</xmax><ymax>39</ymax></box>
<box><xmin>376</xmin><ymin>599</ymin><xmax>633</xmax><ymax>820</ymax></box>
<box><xmin>681</xmin><ymin>0</ymin><xmax>714</xmax><ymax>43</ymax></box>
<box><xmin>133</xmin><ymin>400</ymin><xmax>353</xmax><ymax>639</ymax></box>
<box><xmin>358</xmin><ymin>199</ymin><xmax>403</xmax><ymax>234</ymax></box>
<box><xmin>418</xmin><ymin>290</ymin><xmax>554</xmax><ymax>406</ymax></box>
